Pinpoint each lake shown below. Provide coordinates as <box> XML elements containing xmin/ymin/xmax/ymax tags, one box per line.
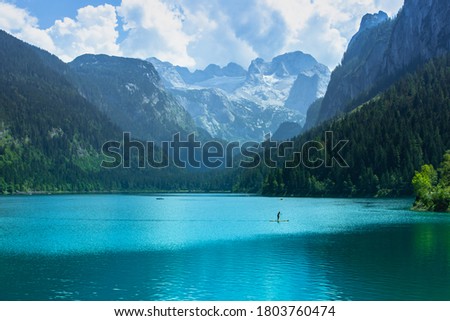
<box><xmin>0</xmin><ymin>194</ymin><xmax>449</xmax><ymax>300</ymax></box>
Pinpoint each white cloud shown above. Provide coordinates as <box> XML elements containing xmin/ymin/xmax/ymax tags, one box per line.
<box><xmin>47</xmin><ymin>4</ymin><xmax>121</xmax><ymax>62</ymax></box>
<box><xmin>0</xmin><ymin>1</ymin><xmax>55</xmax><ymax>52</ymax></box>
<box><xmin>0</xmin><ymin>0</ymin><xmax>404</xmax><ymax>69</ymax></box>
<box><xmin>179</xmin><ymin>2</ymin><xmax>258</xmax><ymax>69</ymax></box>
<box><xmin>117</xmin><ymin>0</ymin><xmax>195</xmax><ymax>67</ymax></box>
<box><xmin>209</xmin><ymin>0</ymin><xmax>287</xmax><ymax>61</ymax></box>
<box><xmin>153</xmin><ymin>0</ymin><xmax>403</xmax><ymax>69</ymax></box>
<box><xmin>265</xmin><ymin>0</ymin><xmax>404</xmax><ymax>68</ymax></box>
<box><xmin>375</xmin><ymin>0</ymin><xmax>404</xmax><ymax>17</ymax></box>
<box><xmin>0</xmin><ymin>2</ymin><xmax>120</xmax><ymax>62</ymax></box>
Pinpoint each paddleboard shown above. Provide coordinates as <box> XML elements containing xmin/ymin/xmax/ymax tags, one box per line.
<box><xmin>269</xmin><ymin>220</ymin><xmax>289</xmax><ymax>222</ymax></box>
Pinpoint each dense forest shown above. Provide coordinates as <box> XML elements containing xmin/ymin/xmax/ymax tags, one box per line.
<box><xmin>0</xmin><ymin>30</ymin><xmax>231</xmax><ymax>193</ymax></box>
<box><xmin>232</xmin><ymin>54</ymin><xmax>450</xmax><ymax>197</ymax></box>
<box><xmin>1</xmin><ymin>28</ymin><xmax>450</xmax><ymax>197</ymax></box>
<box><xmin>0</xmin><ymin>30</ymin><xmax>115</xmax><ymax>193</ymax></box>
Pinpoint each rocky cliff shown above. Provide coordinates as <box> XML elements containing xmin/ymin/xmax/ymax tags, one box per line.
<box><xmin>307</xmin><ymin>0</ymin><xmax>450</xmax><ymax>129</ymax></box>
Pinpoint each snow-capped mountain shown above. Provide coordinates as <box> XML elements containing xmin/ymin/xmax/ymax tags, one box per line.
<box><xmin>147</xmin><ymin>58</ymin><xmax>247</xmax><ymax>93</ymax></box>
<box><xmin>238</xmin><ymin>52</ymin><xmax>329</xmax><ymax>110</ymax></box>
<box><xmin>169</xmin><ymin>87</ymin><xmax>299</xmax><ymax>141</ymax></box>
<box><xmin>148</xmin><ymin>51</ymin><xmax>330</xmax><ymax>141</ymax></box>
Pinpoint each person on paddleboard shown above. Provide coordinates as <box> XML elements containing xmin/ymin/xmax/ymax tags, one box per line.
<box><xmin>277</xmin><ymin>211</ymin><xmax>280</xmax><ymax>222</ymax></box>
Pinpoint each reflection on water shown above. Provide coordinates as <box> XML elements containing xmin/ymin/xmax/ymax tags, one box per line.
<box><xmin>0</xmin><ymin>195</ymin><xmax>449</xmax><ymax>300</ymax></box>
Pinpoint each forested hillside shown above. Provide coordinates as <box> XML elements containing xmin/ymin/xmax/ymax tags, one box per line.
<box><xmin>0</xmin><ymin>30</ymin><xmax>121</xmax><ymax>192</ymax></box>
<box><xmin>233</xmin><ymin>54</ymin><xmax>450</xmax><ymax>197</ymax></box>
<box><xmin>309</xmin><ymin>0</ymin><xmax>450</xmax><ymax>128</ymax></box>
<box><xmin>0</xmin><ymin>30</ymin><xmax>231</xmax><ymax>193</ymax></box>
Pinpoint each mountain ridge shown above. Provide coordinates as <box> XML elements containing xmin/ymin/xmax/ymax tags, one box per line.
<box><xmin>233</xmin><ymin>54</ymin><xmax>450</xmax><ymax>196</ymax></box>
<box><xmin>307</xmin><ymin>0</ymin><xmax>450</xmax><ymax>128</ymax></box>
<box><xmin>68</xmin><ymin>54</ymin><xmax>201</xmax><ymax>142</ymax></box>
<box><xmin>0</xmin><ymin>30</ymin><xmax>121</xmax><ymax>192</ymax></box>
<box><xmin>149</xmin><ymin>51</ymin><xmax>330</xmax><ymax>141</ymax></box>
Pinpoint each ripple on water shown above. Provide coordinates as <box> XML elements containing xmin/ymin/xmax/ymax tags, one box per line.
<box><xmin>0</xmin><ymin>195</ymin><xmax>449</xmax><ymax>300</ymax></box>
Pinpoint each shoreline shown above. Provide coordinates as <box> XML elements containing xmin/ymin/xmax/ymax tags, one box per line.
<box><xmin>2</xmin><ymin>190</ymin><xmax>416</xmax><ymax>200</ymax></box>
<box><xmin>6</xmin><ymin>190</ymin><xmax>237</xmax><ymax>196</ymax></box>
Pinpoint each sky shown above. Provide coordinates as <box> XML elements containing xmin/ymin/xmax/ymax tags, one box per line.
<box><xmin>0</xmin><ymin>0</ymin><xmax>404</xmax><ymax>70</ymax></box>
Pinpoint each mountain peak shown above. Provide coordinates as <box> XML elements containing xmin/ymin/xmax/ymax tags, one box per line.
<box><xmin>74</xmin><ymin>54</ymin><xmax>157</xmax><ymax>73</ymax></box>
<box><xmin>248</xmin><ymin>51</ymin><xmax>320</xmax><ymax>77</ymax></box>
<box><xmin>347</xmin><ymin>10</ymin><xmax>390</xmax><ymax>53</ymax></box>
<box><xmin>308</xmin><ymin>0</ymin><xmax>450</xmax><ymax>128</ymax></box>
<box><xmin>171</xmin><ymin>61</ymin><xmax>246</xmax><ymax>84</ymax></box>
<box><xmin>359</xmin><ymin>11</ymin><xmax>389</xmax><ymax>32</ymax></box>
<box><xmin>274</xmin><ymin>51</ymin><xmax>314</xmax><ymax>62</ymax></box>
<box><xmin>223</xmin><ymin>62</ymin><xmax>246</xmax><ymax>77</ymax></box>
<box><xmin>272</xmin><ymin>51</ymin><xmax>318</xmax><ymax>76</ymax></box>
<box><xmin>203</xmin><ymin>64</ymin><xmax>222</xmax><ymax>75</ymax></box>
<box><xmin>148</xmin><ymin>50</ymin><xmax>330</xmax><ymax>140</ymax></box>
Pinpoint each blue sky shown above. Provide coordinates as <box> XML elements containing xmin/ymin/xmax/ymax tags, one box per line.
<box><xmin>0</xmin><ymin>0</ymin><xmax>403</xmax><ymax>70</ymax></box>
<box><xmin>11</xmin><ymin>0</ymin><xmax>120</xmax><ymax>28</ymax></box>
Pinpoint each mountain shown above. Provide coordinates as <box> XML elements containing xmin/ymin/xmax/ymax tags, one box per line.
<box><xmin>145</xmin><ymin>58</ymin><xmax>187</xmax><ymax>89</ymax></box>
<box><xmin>148</xmin><ymin>58</ymin><xmax>248</xmax><ymax>93</ymax></box>
<box><xmin>285</xmin><ymin>70</ymin><xmax>328</xmax><ymax>114</ymax></box>
<box><xmin>0</xmin><ymin>30</ymin><xmax>120</xmax><ymax>192</ymax></box>
<box><xmin>176</xmin><ymin>62</ymin><xmax>247</xmax><ymax>86</ymax></box>
<box><xmin>149</xmin><ymin>51</ymin><xmax>330</xmax><ymax>141</ymax></box>
<box><xmin>304</xmin><ymin>11</ymin><xmax>392</xmax><ymax>129</ymax></box>
<box><xmin>307</xmin><ymin>0</ymin><xmax>450</xmax><ymax>128</ymax></box>
<box><xmin>170</xmin><ymin>87</ymin><xmax>299</xmax><ymax>141</ymax></box>
<box><xmin>272</xmin><ymin>122</ymin><xmax>303</xmax><ymax>141</ymax></box>
<box><xmin>69</xmin><ymin>55</ymin><xmax>200</xmax><ymax>142</ymax></box>
<box><xmin>385</xmin><ymin>0</ymin><xmax>450</xmax><ymax>74</ymax></box>
<box><xmin>237</xmin><ymin>51</ymin><xmax>330</xmax><ymax>110</ymax></box>
<box><xmin>304</xmin><ymin>98</ymin><xmax>324</xmax><ymax>130</ymax></box>
<box><xmin>0</xmin><ymin>30</ymin><xmax>230</xmax><ymax>193</ymax></box>
<box><xmin>234</xmin><ymin>54</ymin><xmax>450</xmax><ymax>196</ymax></box>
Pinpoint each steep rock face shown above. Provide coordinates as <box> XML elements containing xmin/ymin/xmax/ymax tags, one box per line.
<box><xmin>238</xmin><ymin>51</ymin><xmax>329</xmax><ymax>109</ymax></box>
<box><xmin>146</xmin><ymin>57</ymin><xmax>186</xmax><ymax>88</ymax></box>
<box><xmin>309</xmin><ymin>0</ymin><xmax>450</xmax><ymax>128</ymax></box>
<box><xmin>304</xmin><ymin>98</ymin><xmax>324</xmax><ymax>131</ymax></box>
<box><xmin>170</xmin><ymin>87</ymin><xmax>300</xmax><ymax>141</ymax></box>
<box><xmin>358</xmin><ymin>10</ymin><xmax>389</xmax><ymax>33</ymax></box>
<box><xmin>285</xmin><ymin>63</ymin><xmax>329</xmax><ymax>114</ymax></box>
<box><xmin>69</xmin><ymin>55</ymin><xmax>198</xmax><ymax>141</ymax></box>
<box><xmin>285</xmin><ymin>73</ymin><xmax>320</xmax><ymax>114</ymax></box>
<box><xmin>385</xmin><ymin>0</ymin><xmax>450</xmax><ymax>74</ymax></box>
<box><xmin>307</xmin><ymin>11</ymin><xmax>392</xmax><ymax>128</ymax></box>
<box><xmin>170</xmin><ymin>88</ymin><xmax>238</xmax><ymax>140</ymax></box>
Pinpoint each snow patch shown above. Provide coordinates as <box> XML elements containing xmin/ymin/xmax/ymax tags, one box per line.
<box><xmin>125</xmin><ymin>83</ymin><xmax>139</xmax><ymax>93</ymax></box>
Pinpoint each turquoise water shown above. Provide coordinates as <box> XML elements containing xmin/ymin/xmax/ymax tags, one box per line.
<box><xmin>0</xmin><ymin>194</ymin><xmax>449</xmax><ymax>300</ymax></box>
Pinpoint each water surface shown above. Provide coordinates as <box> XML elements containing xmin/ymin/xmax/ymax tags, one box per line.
<box><xmin>0</xmin><ymin>194</ymin><xmax>449</xmax><ymax>300</ymax></box>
